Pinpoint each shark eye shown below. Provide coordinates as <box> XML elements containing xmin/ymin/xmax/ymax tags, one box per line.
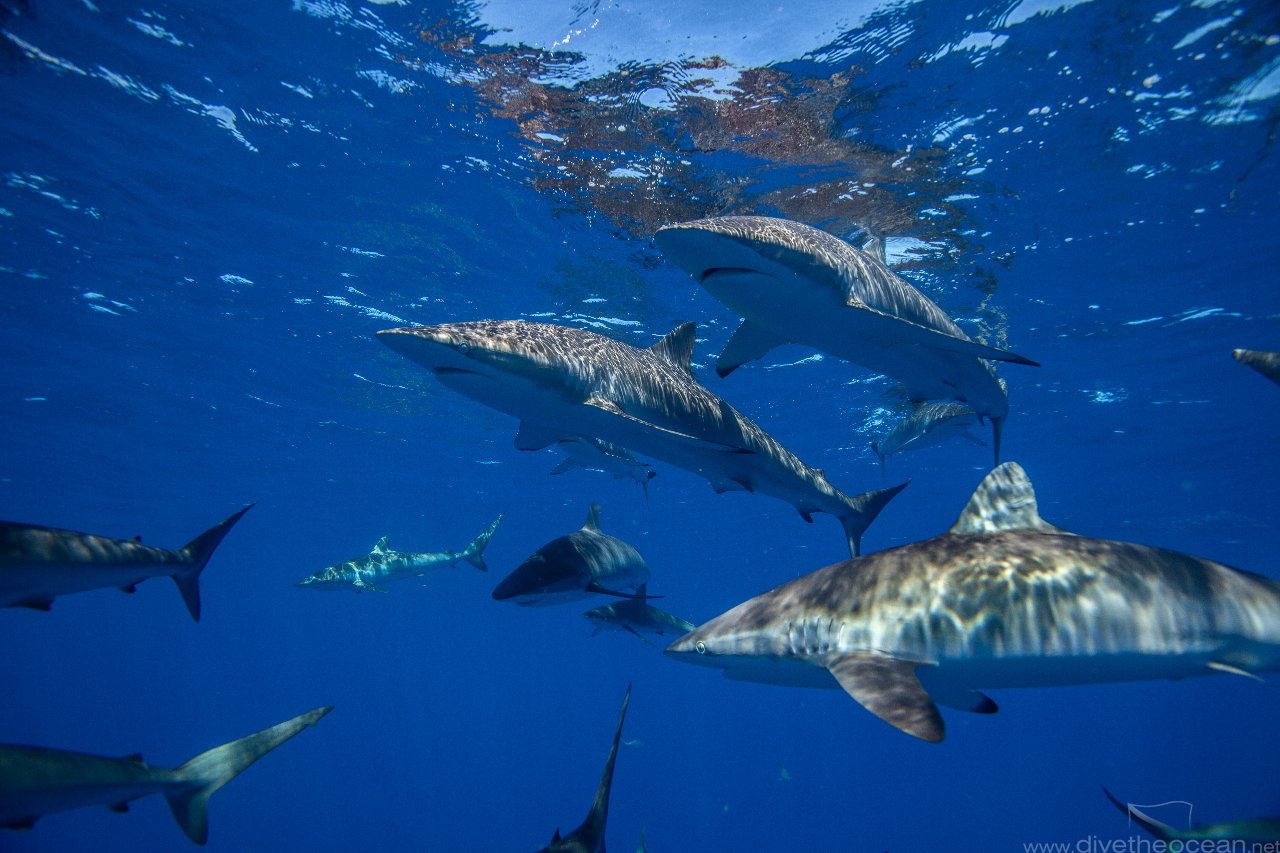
<box><xmin>695</xmin><ymin>641</ymin><xmax>706</xmax><ymax>655</ymax></box>
<box><xmin>458</xmin><ymin>343</ymin><xmax>470</xmax><ymax>354</ymax></box>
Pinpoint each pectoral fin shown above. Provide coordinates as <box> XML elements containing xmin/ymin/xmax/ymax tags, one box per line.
<box><xmin>1207</xmin><ymin>661</ymin><xmax>1265</xmax><ymax>683</ymax></box>
<box><xmin>827</xmin><ymin>653</ymin><xmax>944</xmax><ymax>742</ymax></box>
<box><xmin>717</xmin><ymin>321</ymin><xmax>786</xmax><ymax>378</ymax></box>
<box><xmin>515</xmin><ymin>421</ymin><xmax>562</xmax><ymax>451</ymax></box>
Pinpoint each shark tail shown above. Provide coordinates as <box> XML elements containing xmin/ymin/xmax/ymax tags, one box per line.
<box><xmin>167</xmin><ymin>706</ymin><xmax>332</xmax><ymax>845</ymax></box>
<box><xmin>840</xmin><ymin>480</ymin><xmax>910</xmax><ymax>557</ymax></box>
<box><xmin>174</xmin><ymin>504</ymin><xmax>255</xmax><ymax>622</ymax></box>
<box><xmin>462</xmin><ymin>513</ymin><xmax>504</xmax><ymax>572</ymax></box>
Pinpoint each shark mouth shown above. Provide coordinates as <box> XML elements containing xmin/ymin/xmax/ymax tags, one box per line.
<box><xmin>698</xmin><ymin>266</ymin><xmax>760</xmax><ymax>283</ymax></box>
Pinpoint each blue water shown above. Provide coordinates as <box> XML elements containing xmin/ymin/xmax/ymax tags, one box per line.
<box><xmin>2</xmin><ymin>0</ymin><xmax>1279</xmax><ymax>850</ymax></box>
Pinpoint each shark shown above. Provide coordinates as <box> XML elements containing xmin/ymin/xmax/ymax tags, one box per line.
<box><xmin>294</xmin><ymin>514</ymin><xmax>503</xmax><ymax>593</ymax></box>
<box><xmin>536</xmin><ymin>684</ymin><xmax>631</xmax><ymax>853</ymax></box>
<box><xmin>377</xmin><ymin>320</ymin><xmax>906</xmax><ymax>556</ymax></box>
<box><xmin>871</xmin><ymin>401</ymin><xmax>987</xmax><ymax>471</ymax></box>
<box><xmin>653</xmin><ymin>215</ymin><xmax>1039</xmax><ymax>463</ymax></box>
<box><xmin>1104</xmin><ymin>789</ymin><xmax>1280</xmax><ymax>843</ymax></box>
<box><xmin>0</xmin><ymin>505</ymin><xmax>253</xmax><ymax>621</ymax></box>
<box><xmin>493</xmin><ymin>503</ymin><xmax>647</xmax><ymax>606</ymax></box>
<box><xmin>583</xmin><ymin>584</ymin><xmax>696</xmax><ymax>646</ymax></box>
<box><xmin>551</xmin><ymin>437</ymin><xmax>658</xmax><ymax>499</ymax></box>
<box><xmin>0</xmin><ymin>706</ymin><xmax>331</xmax><ymax>844</ymax></box>
<box><xmin>666</xmin><ymin>462</ymin><xmax>1280</xmax><ymax>742</ymax></box>
<box><xmin>1233</xmin><ymin>348</ymin><xmax>1280</xmax><ymax>386</ymax></box>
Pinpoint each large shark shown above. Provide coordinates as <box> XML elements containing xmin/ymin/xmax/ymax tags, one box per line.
<box><xmin>583</xmin><ymin>584</ymin><xmax>696</xmax><ymax>646</ymax></box>
<box><xmin>0</xmin><ymin>706</ymin><xmax>331</xmax><ymax>844</ymax></box>
<box><xmin>551</xmin><ymin>437</ymin><xmax>657</xmax><ymax>499</ymax></box>
<box><xmin>1233</xmin><ymin>348</ymin><xmax>1280</xmax><ymax>386</ymax></box>
<box><xmin>871</xmin><ymin>401</ymin><xmax>987</xmax><ymax>471</ymax></box>
<box><xmin>535</xmin><ymin>685</ymin><xmax>631</xmax><ymax>853</ymax></box>
<box><xmin>377</xmin><ymin>320</ymin><xmax>906</xmax><ymax>556</ymax></box>
<box><xmin>653</xmin><ymin>215</ymin><xmax>1039</xmax><ymax>462</ymax></box>
<box><xmin>666</xmin><ymin>462</ymin><xmax>1280</xmax><ymax>742</ymax></box>
<box><xmin>1104</xmin><ymin>789</ymin><xmax>1280</xmax><ymax>843</ymax></box>
<box><xmin>0</xmin><ymin>505</ymin><xmax>253</xmax><ymax>621</ymax></box>
<box><xmin>493</xmin><ymin>503</ymin><xmax>647</xmax><ymax>606</ymax></box>
<box><xmin>294</xmin><ymin>514</ymin><xmax>503</xmax><ymax>593</ymax></box>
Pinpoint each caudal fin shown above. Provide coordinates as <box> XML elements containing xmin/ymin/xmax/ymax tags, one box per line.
<box><xmin>463</xmin><ymin>513</ymin><xmax>504</xmax><ymax>572</ymax></box>
<box><xmin>173</xmin><ymin>505</ymin><xmax>255</xmax><ymax>622</ymax></box>
<box><xmin>167</xmin><ymin>706</ymin><xmax>332</xmax><ymax>845</ymax></box>
<box><xmin>840</xmin><ymin>480</ymin><xmax>910</xmax><ymax>557</ymax></box>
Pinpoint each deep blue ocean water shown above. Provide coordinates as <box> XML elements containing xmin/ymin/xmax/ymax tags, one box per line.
<box><xmin>2</xmin><ymin>0</ymin><xmax>1278</xmax><ymax>850</ymax></box>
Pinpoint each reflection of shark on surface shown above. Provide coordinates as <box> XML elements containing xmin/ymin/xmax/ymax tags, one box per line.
<box><xmin>377</xmin><ymin>320</ymin><xmax>906</xmax><ymax>556</ymax></box>
<box><xmin>536</xmin><ymin>685</ymin><xmax>632</xmax><ymax>853</ymax></box>
<box><xmin>551</xmin><ymin>437</ymin><xmax>657</xmax><ymax>499</ymax></box>
<box><xmin>584</xmin><ymin>584</ymin><xmax>695</xmax><ymax>646</ymax></box>
<box><xmin>1104</xmin><ymin>789</ymin><xmax>1280</xmax><ymax>843</ymax></box>
<box><xmin>294</xmin><ymin>515</ymin><xmax>502</xmax><ymax>593</ymax></box>
<box><xmin>654</xmin><ymin>215</ymin><xmax>1038</xmax><ymax>463</ymax></box>
<box><xmin>0</xmin><ymin>706</ymin><xmax>331</xmax><ymax>844</ymax></box>
<box><xmin>871</xmin><ymin>402</ymin><xmax>986</xmax><ymax>470</ymax></box>
<box><xmin>667</xmin><ymin>462</ymin><xmax>1280</xmax><ymax>742</ymax></box>
<box><xmin>494</xmin><ymin>504</ymin><xmax>646</xmax><ymax>607</ymax></box>
<box><xmin>1234</xmin><ymin>348</ymin><xmax>1280</xmax><ymax>386</ymax></box>
<box><xmin>0</xmin><ymin>506</ymin><xmax>253</xmax><ymax>621</ymax></box>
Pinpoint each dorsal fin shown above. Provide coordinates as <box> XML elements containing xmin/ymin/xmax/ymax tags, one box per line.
<box><xmin>649</xmin><ymin>322</ymin><xmax>697</xmax><ymax>373</ymax></box>
<box><xmin>950</xmin><ymin>462</ymin><xmax>1064</xmax><ymax>535</ymax></box>
<box><xmin>372</xmin><ymin>536</ymin><xmax>391</xmax><ymax>554</ymax></box>
<box><xmin>583</xmin><ymin>502</ymin><xmax>603</xmax><ymax>532</ymax></box>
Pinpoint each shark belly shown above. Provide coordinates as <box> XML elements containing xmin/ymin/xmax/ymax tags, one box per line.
<box><xmin>0</xmin><ymin>564</ymin><xmax>169</xmax><ymax>606</ymax></box>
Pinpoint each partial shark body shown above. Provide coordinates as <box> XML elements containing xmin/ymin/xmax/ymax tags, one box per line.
<box><xmin>584</xmin><ymin>584</ymin><xmax>696</xmax><ymax>645</ymax></box>
<box><xmin>654</xmin><ymin>216</ymin><xmax>1038</xmax><ymax>462</ymax></box>
<box><xmin>1234</xmin><ymin>348</ymin><xmax>1280</xmax><ymax>386</ymax></box>
<box><xmin>872</xmin><ymin>402</ymin><xmax>986</xmax><ymax>470</ymax></box>
<box><xmin>0</xmin><ymin>706</ymin><xmax>331</xmax><ymax>844</ymax></box>
<box><xmin>377</xmin><ymin>320</ymin><xmax>906</xmax><ymax>556</ymax></box>
<box><xmin>536</xmin><ymin>685</ymin><xmax>631</xmax><ymax>853</ymax></box>
<box><xmin>0</xmin><ymin>506</ymin><xmax>253</xmax><ymax>621</ymax></box>
<box><xmin>493</xmin><ymin>504</ymin><xmax>647</xmax><ymax>606</ymax></box>
<box><xmin>666</xmin><ymin>462</ymin><xmax>1280</xmax><ymax>742</ymax></box>
<box><xmin>1104</xmin><ymin>789</ymin><xmax>1280</xmax><ymax>843</ymax></box>
<box><xmin>294</xmin><ymin>514</ymin><xmax>503</xmax><ymax>593</ymax></box>
<box><xmin>551</xmin><ymin>437</ymin><xmax>657</xmax><ymax>499</ymax></box>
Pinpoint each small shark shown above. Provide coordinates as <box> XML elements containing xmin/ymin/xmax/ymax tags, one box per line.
<box><xmin>551</xmin><ymin>437</ymin><xmax>658</xmax><ymax>499</ymax></box>
<box><xmin>494</xmin><ymin>504</ymin><xmax>647</xmax><ymax>606</ymax></box>
<box><xmin>871</xmin><ymin>401</ymin><xmax>987</xmax><ymax>471</ymax></box>
<box><xmin>584</xmin><ymin>584</ymin><xmax>696</xmax><ymax>646</ymax></box>
<box><xmin>377</xmin><ymin>320</ymin><xmax>906</xmax><ymax>556</ymax></box>
<box><xmin>1234</xmin><ymin>348</ymin><xmax>1280</xmax><ymax>386</ymax></box>
<box><xmin>1104</xmin><ymin>789</ymin><xmax>1280</xmax><ymax>843</ymax></box>
<box><xmin>0</xmin><ymin>706</ymin><xmax>331</xmax><ymax>844</ymax></box>
<box><xmin>666</xmin><ymin>462</ymin><xmax>1280</xmax><ymax>742</ymax></box>
<box><xmin>294</xmin><ymin>514</ymin><xmax>503</xmax><ymax>593</ymax></box>
<box><xmin>653</xmin><ymin>215</ymin><xmax>1039</xmax><ymax>462</ymax></box>
<box><xmin>0</xmin><ymin>505</ymin><xmax>253</xmax><ymax>621</ymax></box>
<box><xmin>536</xmin><ymin>684</ymin><xmax>631</xmax><ymax>853</ymax></box>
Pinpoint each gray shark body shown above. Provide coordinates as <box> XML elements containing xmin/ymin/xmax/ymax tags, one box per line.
<box><xmin>551</xmin><ymin>437</ymin><xmax>657</xmax><ymax>498</ymax></box>
<box><xmin>654</xmin><ymin>216</ymin><xmax>1038</xmax><ymax>462</ymax></box>
<box><xmin>584</xmin><ymin>584</ymin><xmax>696</xmax><ymax>645</ymax></box>
<box><xmin>1104</xmin><ymin>789</ymin><xmax>1280</xmax><ymax>843</ymax></box>
<box><xmin>667</xmin><ymin>462</ymin><xmax>1280</xmax><ymax>742</ymax></box>
<box><xmin>295</xmin><ymin>514</ymin><xmax>503</xmax><ymax>593</ymax></box>
<box><xmin>536</xmin><ymin>685</ymin><xmax>631</xmax><ymax>853</ymax></box>
<box><xmin>0</xmin><ymin>506</ymin><xmax>253</xmax><ymax>621</ymax></box>
<box><xmin>1234</xmin><ymin>348</ymin><xmax>1280</xmax><ymax>386</ymax></box>
<box><xmin>0</xmin><ymin>707</ymin><xmax>331</xmax><ymax>844</ymax></box>
<box><xmin>377</xmin><ymin>320</ymin><xmax>905</xmax><ymax>556</ymax></box>
<box><xmin>494</xmin><ymin>504</ymin><xmax>647</xmax><ymax>606</ymax></box>
<box><xmin>872</xmin><ymin>401</ymin><xmax>986</xmax><ymax>469</ymax></box>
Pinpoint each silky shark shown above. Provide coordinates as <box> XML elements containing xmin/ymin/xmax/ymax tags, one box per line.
<box><xmin>871</xmin><ymin>401</ymin><xmax>987</xmax><ymax>471</ymax></box>
<box><xmin>551</xmin><ymin>437</ymin><xmax>658</xmax><ymax>499</ymax></box>
<box><xmin>1104</xmin><ymin>789</ymin><xmax>1280</xmax><ymax>843</ymax></box>
<box><xmin>583</xmin><ymin>584</ymin><xmax>696</xmax><ymax>646</ymax></box>
<box><xmin>1234</xmin><ymin>348</ymin><xmax>1280</xmax><ymax>386</ymax></box>
<box><xmin>0</xmin><ymin>505</ymin><xmax>253</xmax><ymax>621</ymax></box>
<box><xmin>653</xmin><ymin>215</ymin><xmax>1039</xmax><ymax>463</ymax></box>
<box><xmin>377</xmin><ymin>320</ymin><xmax>906</xmax><ymax>556</ymax></box>
<box><xmin>0</xmin><ymin>706</ymin><xmax>331</xmax><ymax>844</ymax></box>
<box><xmin>535</xmin><ymin>684</ymin><xmax>631</xmax><ymax>853</ymax></box>
<box><xmin>294</xmin><ymin>514</ymin><xmax>503</xmax><ymax>593</ymax></box>
<box><xmin>493</xmin><ymin>503</ymin><xmax>647</xmax><ymax>606</ymax></box>
<box><xmin>666</xmin><ymin>462</ymin><xmax>1280</xmax><ymax>742</ymax></box>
